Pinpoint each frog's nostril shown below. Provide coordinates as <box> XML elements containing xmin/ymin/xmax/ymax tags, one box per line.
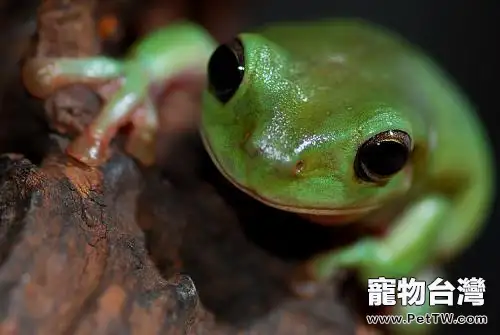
<box><xmin>294</xmin><ymin>160</ymin><xmax>305</xmax><ymax>175</ymax></box>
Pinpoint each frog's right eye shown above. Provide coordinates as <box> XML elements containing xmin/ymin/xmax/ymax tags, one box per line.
<box><xmin>354</xmin><ymin>130</ymin><xmax>412</xmax><ymax>183</ymax></box>
<box><xmin>207</xmin><ymin>38</ymin><xmax>245</xmax><ymax>103</ymax></box>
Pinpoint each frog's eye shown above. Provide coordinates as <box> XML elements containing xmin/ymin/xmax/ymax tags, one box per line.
<box><xmin>354</xmin><ymin>130</ymin><xmax>412</xmax><ymax>183</ymax></box>
<box><xmin>207</xmin><ymin>38</ymin><xmax>245</xmax><ymax>103</ymax></box>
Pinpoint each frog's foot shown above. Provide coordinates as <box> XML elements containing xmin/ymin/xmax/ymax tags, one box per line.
<box><xmin>66</xmin><ymin>133</ymin><xmax>108</xmax><ymax>166</ymax></box>
<box><xmin>125</xmin><ymin>98</ymin><xmax>159</xmax><ymax>166</ymax></box>
<box><xmin>289</xmin><ymin>240</ymin><xmax>377</xmax><ymax>299</ymax></box>
<box><xmin>22</xmin><ymin>57</ymin><xmax>124</xmax><ymax>99</ymax></box>
<box><xmin>289</xmin><ymin>244</ymin><xmax>365</xmax><ymax>297</ymax></box>
<box><xmin>304</xmin><ymin>196</ymin><xmax>448</xmax><ymax>282</ymax></box>
<box><xmin>291</xmin><ymin>238</ymin><xmax>416</xmax><ymax>297</ymax></box>
<box><xmin>306</xmin><ymin>238</ymin><xmax>383</xmax><ymax>282</ymax></box>
<box><xmin>294</xmin><ymin>251</ymin><xmax>443</xmax><ymax>334</ymax></box>
<box><xmin>67</xmin><ymin>69</ymin><xmax>148</xmax><ymax>167</ymax></box>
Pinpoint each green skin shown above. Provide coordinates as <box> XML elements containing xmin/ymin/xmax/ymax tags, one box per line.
<box><xmin>23</xmin><ymin>20</ymin><xmax>494</xmax><ymax>333</ymax></box>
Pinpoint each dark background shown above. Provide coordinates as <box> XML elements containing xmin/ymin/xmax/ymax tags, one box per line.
<box><xmin>247</xmin><ymin>1</ymin><xmax>499</xmax><ymax>334</ymax></box>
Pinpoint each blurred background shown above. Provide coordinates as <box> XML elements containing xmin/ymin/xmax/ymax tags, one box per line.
<box><xmin>1</xmin><ymin>0</ymin><xmax>498</xmax><ymax>334</ymax></box>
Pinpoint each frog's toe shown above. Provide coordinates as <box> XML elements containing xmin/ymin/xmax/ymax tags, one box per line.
<box><xmin>66</xmin><ymin>131</ymin><xmax>113</xmax><ymax>167</ymax></box>
<box><xmin>310</xmin><ymin>239</ymin><xmax>380</xmax><ymax>281</ymax></box>
<box><xmin>125</xmin><ymin>129</ymin><xmax>157</xmax><ymax>166</ymax></box>
<box><xmin>22</xmin><ymin>58</ymin><xmax>62</xmax><ymax>98</ymax></box>
<box><xmin>124</xmin><ymin>99</ymin><xmax>159</xmax><ymax>166</ymax></box>
<box><xmin>66</xmin><ymin>75</ymin><xmax>148</xmax><ymax>167</ymax></box>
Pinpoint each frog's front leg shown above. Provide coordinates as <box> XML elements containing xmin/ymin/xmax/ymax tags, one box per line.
<box><xmin>307</xmin><ymin>194</ymin><xmax>450</xmax><ymax>282</ymax></box>
<box><xmin>67</xmin><ymin>67</ymin><xmax>148</xmax><ymax>166</ymax></box>
<box><xmin>22</xmin><ymin>56</ymin><xmax>147</xmax><ymax>165</ymax></box>
<box><xmin>23</xmin><ymin>57</ymin><xmax>161</xmax><ymax>165</ymax></box>
<box><xmin>22</xmin><ymin>57</ymin><xmax>124</xmax><ymax>99</ymax></box>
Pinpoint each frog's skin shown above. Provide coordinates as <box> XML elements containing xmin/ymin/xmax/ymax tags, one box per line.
<box><xmin>23</xmin><ymin>20</ymin><xmax>494</xmax><ymax>334</ymax></box>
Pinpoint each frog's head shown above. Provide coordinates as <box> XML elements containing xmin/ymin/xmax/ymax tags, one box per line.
<box><xmin>201</xmin><ymin>28</ymin><xmax>425</xmax><ymax>218</ymax></box>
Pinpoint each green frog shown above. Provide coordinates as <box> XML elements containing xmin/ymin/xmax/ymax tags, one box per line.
<box><xmin>22</xmin><ymin>19</ymin><xmax>494</xmax><ymax>334</ymax></box>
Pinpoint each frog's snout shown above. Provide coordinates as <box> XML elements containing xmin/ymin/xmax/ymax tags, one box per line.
<box><xmin>242</xmin><ymin>133</ymin><xmax>305</xmax><ymax>178</ymax></box>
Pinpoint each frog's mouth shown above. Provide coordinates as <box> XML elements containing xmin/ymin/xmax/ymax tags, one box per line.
<box><xmin>226</xmin><ymin>178</ymin><xmax>379</xmax><ymax>216</ymax></box>
<box><xmin>201</xmin><ymin>132</ymin><xmax>380</xmax><ymax>217</ymax></box>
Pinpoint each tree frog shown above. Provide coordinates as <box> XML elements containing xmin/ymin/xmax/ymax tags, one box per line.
<box><xmin>22</xmin><ymin>19</ymin><xmax>494</xmax><ymax>333</ymax></box>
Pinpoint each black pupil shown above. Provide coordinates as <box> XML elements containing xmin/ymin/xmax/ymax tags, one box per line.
<box><xmin>208</xmin><ymin>41</ymin><xmax>244</xmax><ymax>103</ymax></box>
<box><xmin>360</xmin><ymin>140</ymin><xmax>409</xmax><ymax>177</ymax></box>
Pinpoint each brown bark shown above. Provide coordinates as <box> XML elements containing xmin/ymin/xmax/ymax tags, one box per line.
<box><xmin>0</xmin><ymin>151</ymin><xmax>199</xmax><ymax>335</ymax></box>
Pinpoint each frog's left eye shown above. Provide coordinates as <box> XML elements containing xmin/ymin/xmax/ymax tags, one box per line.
<box><xmin>207</xmin><ymin>38</ymin><xmax>245</xmax><ymax>103</ymax></box>
<box><xmin>354</xmin><ymin>130</ymin><xmax>412</xmax><ymax>183</ymax></box>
